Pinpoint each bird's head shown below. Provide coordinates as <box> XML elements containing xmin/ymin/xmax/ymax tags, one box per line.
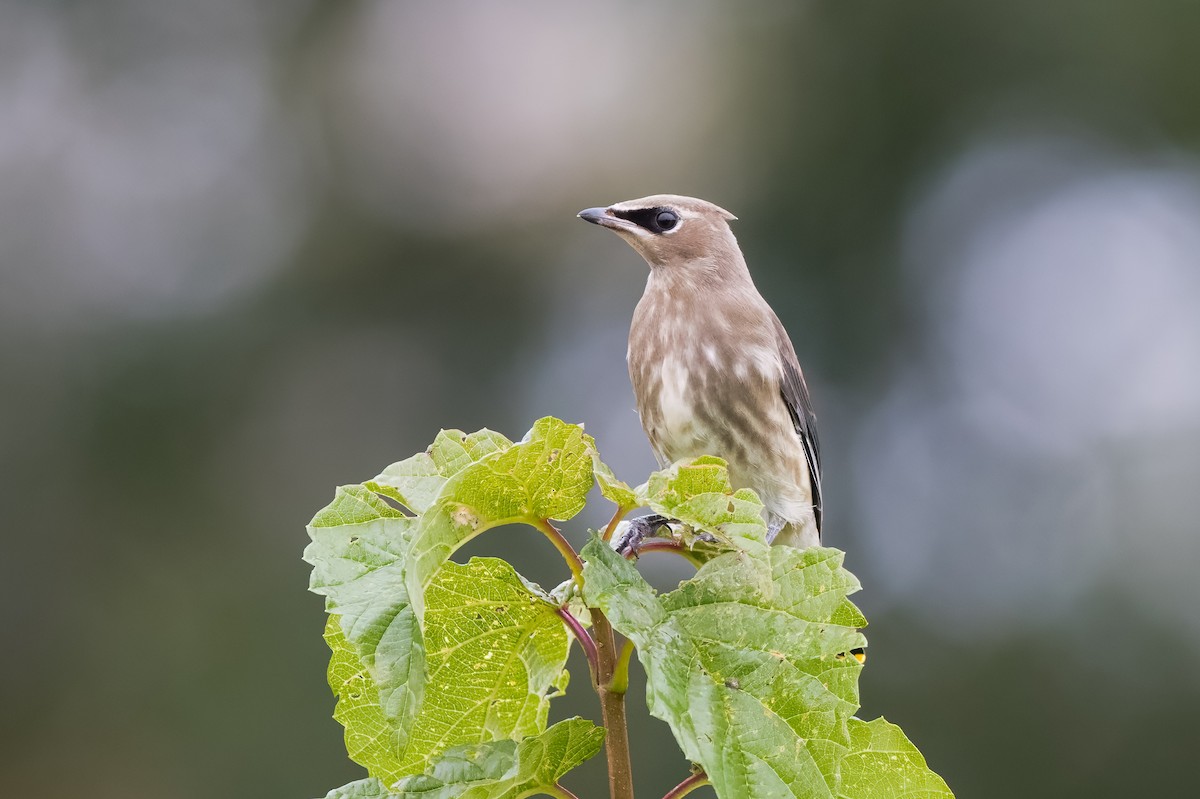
<box><xmin>577</xmin><ymin>194</ymin><xmax>740</xmax><ymax>271</ymax></box>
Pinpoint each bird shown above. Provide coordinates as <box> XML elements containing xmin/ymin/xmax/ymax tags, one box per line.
<box><xmin>578</xmin><ymin>194</ymin><xmax>822</xmax><ymax>551</ymax></box>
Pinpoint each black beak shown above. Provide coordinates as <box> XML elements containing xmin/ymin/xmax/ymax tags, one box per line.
<box><xmin>577</xmin><ymin>207</ymin><xmax>611</xmax><ymax>226</ymax></box>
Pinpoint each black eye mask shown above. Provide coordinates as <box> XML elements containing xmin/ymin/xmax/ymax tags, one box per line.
<box><xmin>611</xmin><ymin>207</ymin><xmax>679</xmax><ymax>234</ymax></box>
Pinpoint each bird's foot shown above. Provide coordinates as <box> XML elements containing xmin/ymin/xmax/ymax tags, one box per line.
<box><xmin>612</xmin><ymin>515</ymin><xmax>719</xmax><ymax>557</ymax></box>
<box><xmin>612</xmin><ymin>514</ymin><xmax>672</xmax><ymax>557</ymax></box>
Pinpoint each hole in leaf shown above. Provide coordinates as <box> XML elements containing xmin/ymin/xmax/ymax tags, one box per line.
<box><xmin>372</xmin><ymin>492</ymin><xmax>417</xmax><ymax>517</ymax></box>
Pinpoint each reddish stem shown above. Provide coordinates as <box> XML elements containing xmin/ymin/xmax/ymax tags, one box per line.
<box><xmin>661</xmin><ymin>772</ymin><xmax>710</xmax><ymax>799</ymax></box>
<box><xmin>629</xmin><ymin>539</ymin><xmax>686</xmax><ymax>557</ymax></box>
<box><xmin>555</xmin><ymin>605</ymin><xmax>598</xmax><ymax>678</ymax></box>
<box><xmin>532</xmin><ymin>515</ymin><xmax>633</xmax><ymax>798</ymax></box>
<box><xmin>628</xmin><ymin>539</ymin><xmax>706</xmax><ymax>568</ymax></box>
<box><xmin>531</xmin><ymin>518</ymin><xmax>586</xmax><ymax>583</ymax></box>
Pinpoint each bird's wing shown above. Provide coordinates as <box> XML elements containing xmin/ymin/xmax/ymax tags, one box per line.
<box><xmin>773</xmin><ymin>319</ymin><xmax>822</xmax><ymax>535</ymax></box>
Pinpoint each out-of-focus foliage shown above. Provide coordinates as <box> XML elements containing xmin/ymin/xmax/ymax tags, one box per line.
<box><xmin>4</xmin><ymin>1</ymin><xmax>1199</xmax><ymax>797</ymax></box>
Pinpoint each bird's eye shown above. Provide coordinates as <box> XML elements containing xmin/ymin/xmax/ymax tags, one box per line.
<box><xmin>655</xmin><ymin>210</ymin><xmax>679</xmax><ymax>231</ymax></box>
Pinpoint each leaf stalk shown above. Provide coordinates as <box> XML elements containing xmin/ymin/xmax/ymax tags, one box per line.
<box><xmin>661</xmin><ymin>772</ymin><xmax>709</xmax><ymax>799</ymax></box>
<box><xmin>629</xmin><ymin>539</ymin><xmax>706</xmax><ymax>568</ymax></box>
<box><xmin>535</xmin><ymin>516</ymin><xmax>633</xmax><ymax>798</ymax></box>
<box><xmin>602</xmin><ymin>504</ymin><xmax>634</xmax><ymax>542</ymax></box>
<box><xmin>532</xmin><ymin>518</ymin><xmax>586</xmax><ymax>584</ymax></box>
<box><xmin>555</xmin><ymin>605</ymin><xmax>599</xmax><ymax>678</ymax></box>
<box><xmin>609</xmin><ymin>638</ymin><xmax>636</xmax><ymax>696</ymax></box>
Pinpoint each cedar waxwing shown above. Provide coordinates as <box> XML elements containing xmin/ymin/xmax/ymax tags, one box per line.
<box><xmin>578</xmin><ymin>194</ymin><xmax>822</xmax><ymax>552</ymax></box>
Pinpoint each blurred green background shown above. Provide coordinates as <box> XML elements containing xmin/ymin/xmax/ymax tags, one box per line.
<box><xmin>4</xmin><ymin>1</ymin><xmax>1199</xmax><ymax>797</ymax></box>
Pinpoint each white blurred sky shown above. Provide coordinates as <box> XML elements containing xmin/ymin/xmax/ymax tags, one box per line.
<box><xmin>3</xmin><ymin>0</ymin><xmax>1198</xmax><ymax>641</ymax></box>
<box><xmin>857</xmin><ymin>133</ymin><xmax>1200</xmax><ymax>634</ymax></box>
<box><xmin>0</xmin><ymin>1</ymin><xmax>309</xmax><ymax>328</ymax></box>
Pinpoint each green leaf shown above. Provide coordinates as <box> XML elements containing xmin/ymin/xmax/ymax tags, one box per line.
<box><xmin>445</xmin><ymin>417</ymin><xmax>593</xmax><ymax>524</ymax></box>
<box><xmin>319</xmin><ymin>554</ymin><xmax>571</xmax><ymax>777</ymax></box>
<box><xmin>368</xmin><ymin>430</ymin><xmax>514</xmax><ymax>515</ymax></box>
<box><xmin>309</xmin><ymin>419</ymin><xmax>950</xmax><ymax>799</ymax></box>
<box><xmin>642</xmin><ymin>456</ymin><xmax>769</xmax><ymax>548</ymax></box>
<box><xmin>326</xmin><ymin>617</ymin><xmax>406</xmax><ymax>785</ymax></box>
<box><xmin>644</xmin><ymin>454</ymin><xmax>731</xmax><ymax>502</ymax></box>
<box><xmin>430</xmin><ymin>429</ymin><xmax>514</xmax><ymax>477</ymax></box>
<box><xmin>306</xmin><ymin>486</ymin><xmax>422</xmax><ymax>730</ymax></box>
<box><xmin>405</xmin><ymin>418</ymin><xmax>593</xmax><ymax>602</ymax></box>
<box><xmin>317</xmin><ymin>719</ymin><xmax>603</xmax><ymax>799</ymax></box>
<box><xmin>582</xmin><ymin>537</ymin><xmax>873</xmax><ymax>799</ymax></box>
<box><xmin>838</xmin><ymin>719</ymin><xmax>952</xmax><ymax>799</ymax></box>
<box><xmin>586</xmin><ymin>435</ymin><xmax>640</xmax><ymax>509</ymax></box>
<box><xmin>306</xmin><ymin>421</ymin><xmax>569</xmax><ymax>744</ymax></box>
<box><xmin>396</xmin><ymin>558</ymin><xmax>570</xmax><ymax>775</ymax></box>
<box><xmin>319</xmin><ymin>778</ymin><xmax>392</xmax><ymax>799</ymax></box>
<box><xmin>391</xmin><ymin>718</ymin><xmax>605</xmax><ymax>799</ymax></box>
<box><xmin>324</xmin><ymin>559</ymin><xmax>571</xmax><ymax>784</ymax></box>
<box><xmin>312</xmin><ymin>484</ymin><xmax>410</xmax><ymax>527</ymax></box>
<box><xmin>307</xmin><ymin>420</ymin><xmax>592</xmax><ymax>784</ymax></box>
<box><xmin>366</xmin><ymin>453</ymin><xmax>441</xmax><ymax>516</ymax></box>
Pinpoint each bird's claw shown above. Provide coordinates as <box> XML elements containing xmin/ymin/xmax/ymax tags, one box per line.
<box><xmin>612</xmin><ymin>514</ymin><xmax>671</xmax><ymax>557</ymax></box>
<box><xmin>612</xmin><ymin>515</ymin><xmax>720</xmax><ymax>557</ymax></box>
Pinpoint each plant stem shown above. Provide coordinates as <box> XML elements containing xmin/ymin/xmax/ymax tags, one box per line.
<box><xmin>590</xmin><ymin>607</ymin><xmax>635</xmax><ymax>799</ymax></box>
<box><xmin>661</xmin><ymin>772</ymin><xmax>709</xmax><ymax>799</ymax></box>
<box><xmin>555</xmin><ymin>605</ymin><xmax>599</xmax><ymax>677</ymax></box>
<box><xmin>630</xmin><ymin>539</ymin><xmax>706</xmax><ymax>568</ymax></box>
<box><xmin>533</xmin><ymin>516</ymin><xmax>632</xmax><ymax>798</ymax></box>
<box><xmin>602</xmin><ymin>505</ymin><xmax>634</xmax><ymax>542</ymax></box>
<box><xmin>531</xmin><ymin>518</ymin><xmax>586</xmax><ymax>584</ymax></box>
